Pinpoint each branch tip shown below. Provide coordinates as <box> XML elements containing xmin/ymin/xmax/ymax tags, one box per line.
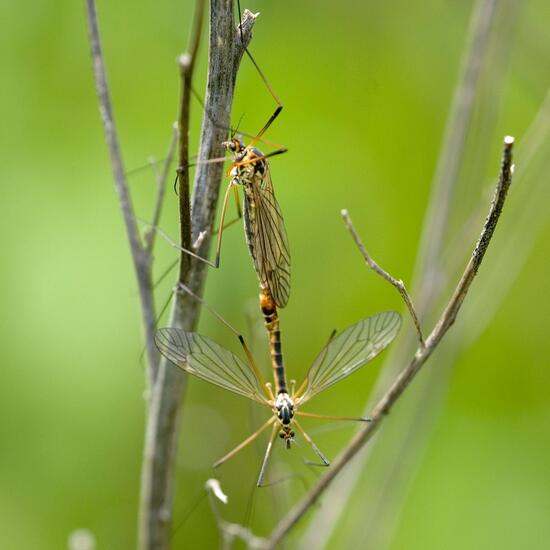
<box><xmin>342</xmin><ymin>209</ymin><xmax>425</xmax><ymax>347</ymax></box>
<box><xmin>178</xmin><ymin>52</ymin><xmax>192</xmax><ymax>71</ymax></box>
<box><xmin>242</xmin><ymin>8</ymin><xmax>259</xmax><ymax>21</ymax></box>
<box><xmin>265</xmin><ymin>137</ymin><xmax>514</xmax><ymax>548</ymax></box>
<box><xmin>205</xmin><ymin>479</ymin><xmax>228</xmax><ymax>504</ymax></box>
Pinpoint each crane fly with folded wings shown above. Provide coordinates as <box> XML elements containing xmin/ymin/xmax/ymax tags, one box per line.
<box><xmin>155</xmin><ymin>310</ymin><xmax>401</xmax><ymax>486</ymax></box>
<box><xmin>176</xmin><ymin>27</ymin><xmax>291</xmax><ymax>308</ymax></box>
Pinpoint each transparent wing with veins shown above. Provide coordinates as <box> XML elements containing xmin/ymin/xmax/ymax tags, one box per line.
<box><xmin>155</xmin><ymin>328</ymin><xmax>270</xmax><ymax>405</ymax></box>
<box><xmin>244</xmin><ymin>164</ymin><xmax>291</xmax><ymax>308</ymax></box>
<box><xmin>296</xmin><ymin>311</ymin><xmax>401</xmax><ymax>404</ymax></box>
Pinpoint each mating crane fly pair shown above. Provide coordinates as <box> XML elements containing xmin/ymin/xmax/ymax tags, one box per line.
<box><xmin>155</xmin><ymin>25</ymin><xmax>401</xmax><ymax>485</ymax></box>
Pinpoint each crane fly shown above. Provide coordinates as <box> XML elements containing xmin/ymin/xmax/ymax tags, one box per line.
<box><xmin>155</xmin><ymin>299</ymin><xmax>401</xmax><ymax>486</ymax></box>
<box><xmin>218</xmin><ymin>128</ymin><xmax>290</xmax><ymax>308</ymax></box>
<box><xmin>171</xmin><ymin>15</ymin><xmax>291</xmax><ymax>308</ymax></box>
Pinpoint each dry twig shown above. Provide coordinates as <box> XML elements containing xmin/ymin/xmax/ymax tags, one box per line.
<box><xmin>85</xmin><ymin>0</ymin><xmax>159</xmax><ymax>386</ymax></box>
<box><xmin>138</xmin><ymin>4</ymin><xmax>257</xmax><ymax>549</ymax></box>
<box><xmin>264</xmin><ymin>136</ymin><xmax>514</xmax><ymax>550</ymax></box>
<box><xmin>86</xmin><ymin>0</ymin><xmax>258</xmax><ymax>547</ymax></box>
<box><xmin>341</xmin><ymin>210</ymin><xmax>425</xmax><ymax>347</ymax></box>
<box><xmin>145</xmin><ymin>124</ymin><xmax>179</xmax><ymax>254</ymax></box>
<box><xmin>300</xmin><ymin>2</ymin><xmax>500</xmax><ymax>545</ymax></box>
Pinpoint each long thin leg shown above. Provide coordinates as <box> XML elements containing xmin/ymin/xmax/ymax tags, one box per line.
<box><xmin>214</xmin><ymin>417</ymin><xmax>275</xmax><ymax>469</ymax></box>
<box><xmin>144</xmin><ymin>179</ymin><xmax>235</xmax><ymax>268</ymax></box>
<box><xmin>211</xmin><ymin>180</ymin><xmax>236</xmax><ymax>268</ymax></box>
<box><xmin>233</xmin><ymin>184</ymin><xmax>242</xmax><ymax>218</ymax></box>
<box><xmin>295</xmin><ymin>411</ymin><xmax>371</xmax><ymax>422</ymax></box>
<box><xmin>229</xmin><ymin>147</ymin><xmax>288</xmax><ymax>175</ymax></box>
<box><xmin>249</xmin><ymin>103</ymin><xmax>282</xmax><ymax>149</ymax></box>
<box><xmin>191</xmin><ymin>86</ymin><xmax>284</xmax><ymax>150</ymax></box>
<box><xmin>243</xmin><ymin>50</ymin><xmax>283</xmax><ymax>148</ymax></box>
<box><xmin>153</xmin><ymin>258</ymin><xmax>179</xmax><ymax>290</ymax></box>
<box><xmin>183</xmin><ymin>154</ymin><xmax>228</xmax><ymax>169</ymax></box>
<box><xmin>211</xmin><ymin>185</ymin><xmax>242</xmax><ymax>233</ymax></box>
<box><xmin>136</xmin><ymin>213</ymin><xmax>217</xmax><ymax>267</ymax></box>
<box><xmin>257</xmin><ymin>423</ymin><xmax>279</xmax><ymax>487</ymax></box>
<box><xmin>155</xmin><ymin>286</ymin><xmax>174</xmax><ymax>328</ymax></box>
<box><xmin>236</xmin><ymin>0</ymin><xmax>244</xmax><ymax>42</ymax></box>
<box><xmin>175</xmin><ymin>282</ymin><xmax>271</xmax><ymax>397</ymax></box>
<box><xmin>233</xmin><ymin>0</ymin><xmax>283</xmax><ymax>150</ymax></box>
<box><xmin>293</xmin><ymin>420</ymin><xmax>330</xmax><ymax>466</ymax></box>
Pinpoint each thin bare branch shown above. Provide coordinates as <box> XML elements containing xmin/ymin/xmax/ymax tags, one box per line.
<box><xmin>341</xmin><ymin>209</ymin><xmax>425</xmax><ymax>347</ymax></box>
<box><xmin>264</xmin><ymin>136</ymin><xmax>514</xmax><ymax>550</ymax></box>
<box><xmin>145</xmin><ymin>124</ymin><xmax>179</xmax><ymax>254</ymax></box>
<box><xmin>300</xmin><ymin>3</ymin><xmax>500</xmax><ymax>545</ymax></box>
<box><xmin>175</xmin><ymin>0</ymin><xmax>207</xmax><ymax>284</ymax></box>
<box><xmin>85</xmin><ymin>0</ymin><xmax>158</xmax><ymax>385</ymax></box>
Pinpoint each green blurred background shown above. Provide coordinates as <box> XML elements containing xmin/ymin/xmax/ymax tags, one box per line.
<box><xmin>2</xmin><ymin>0</ymin><xmax>550</xmax><ymax>548</ymax></box>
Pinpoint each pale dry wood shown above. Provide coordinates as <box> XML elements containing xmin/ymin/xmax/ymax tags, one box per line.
<box><xmin>300</xmin><ymin>2</ymin><xmax>500</xmax><ymax>546</ymax></box>
<box><xmin>138</xmin><ymin>4</ymin><xmax>257</xmax><ymax>549</ymax></box>
<box><xmin>86</xmin><ymin>1</ymin><xmax>259</xmax><ymax>547</ymax></box>
<box><xmin>264</xmin><ymin>136</ymin><xmax>514</xmax><ymax>550</ymax></box>
<box><xmin>85</xmin><ymin>0</ymin><xmax>159</xmax><ymax>386</ymax></box>
<box><xmin>145</xmin><ymin>124</ymin><xmax>179</xmax><ymax>255</ymax></box>
<box><xmin>341</xmin><ymin>209</ymin><xmax>425</xmax><ymax>347</ymax></box>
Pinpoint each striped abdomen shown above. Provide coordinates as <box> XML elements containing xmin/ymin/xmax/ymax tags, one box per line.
<box><xmin>259</xmin><ymin>288</ymin><xmax>287</xmax><ymax>393</ymax></box>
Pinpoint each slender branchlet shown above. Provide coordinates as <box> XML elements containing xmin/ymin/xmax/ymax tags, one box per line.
<box><xmin>341</xmin><ymin>209</ymin><xmax>425</xmax><ymax>347</ymax></box>
<box><xmin>263</xmin><ymin>136</ymin><xmax>515</xmax><ymax>550</ymax></box>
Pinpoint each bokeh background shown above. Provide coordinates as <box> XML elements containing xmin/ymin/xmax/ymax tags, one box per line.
<box><xmin>2</xmin><ymin>0</ymin><xmax>550</xmax><ymax>548</ymax></box>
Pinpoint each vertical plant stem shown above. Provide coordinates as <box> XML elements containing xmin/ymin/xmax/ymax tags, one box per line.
<box><xmin>85</xmin><ymin>0</ymin><xmax>159</xmax><ymax>384</ymax></box>
<box><xmin>138</xmin><ymin>4</ymin><xmax>257</xmax><ymax>548</ymax></box>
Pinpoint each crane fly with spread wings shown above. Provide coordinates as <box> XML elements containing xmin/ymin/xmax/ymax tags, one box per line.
<box><xmin>155</xmin><ymin>310</ymin><xmax>401</xmax><ymax>486</ymax></box>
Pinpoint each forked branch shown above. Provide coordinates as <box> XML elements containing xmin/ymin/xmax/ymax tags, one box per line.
<box><xmin>264</xmin><ymin>136</ymin><xmax>514</xmax><ymax>549</ymax></box>
<box><xmin>341</xmin><ymin>209</ymin><xmax>425</xmax><ymax>347</ymax></box>
<box><xmin>85</xmin><ymin>0</ymin><xmax>160</xmax><ymax>386</ymax></box>
<box><xmin>139</xmin><ymin>4</ymin><xmax>257</xmax><ymax>550</ymax></box>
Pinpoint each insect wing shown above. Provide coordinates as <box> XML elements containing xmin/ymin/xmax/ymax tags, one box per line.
<box><xmin>155</xmin><ymin>328</ymin><xmax>269</xmax><ymax>404</ymax></box>
<box><xmin>298</xmin><ymin>311</ymin><xmax>401</xmax><ymax>403</ymax></box>
<box><xmin>244</xmin><ymin>165</ymin><xmax>291</xmax><ymax>308</ymax></box>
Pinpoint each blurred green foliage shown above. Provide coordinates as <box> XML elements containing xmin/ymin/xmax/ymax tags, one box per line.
<box><xmin>1</xmin><ymin>0</ymin><xmax>550</xmax><ymax>548</ymax></box>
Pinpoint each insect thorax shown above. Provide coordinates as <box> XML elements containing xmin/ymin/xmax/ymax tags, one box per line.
<box><xmin>275</xmin><ymin>392</ymin><xmax>295</xmax><ymax>445</ymax></box>
<box><xmin>230</xmin><ymin>147</ymin><xmax>267</xmax><ymax>186</ymax></box>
